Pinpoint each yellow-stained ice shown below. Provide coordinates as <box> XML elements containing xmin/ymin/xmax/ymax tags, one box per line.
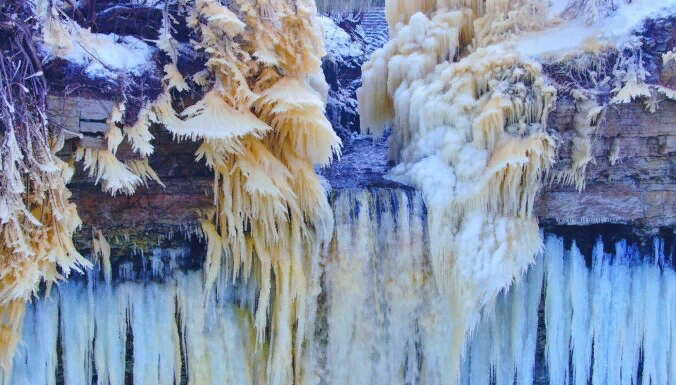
<box><xmin>147</xmin><ymin>1</ymin><xmax>340</xmax><ymax>384</ymax></box>
<box><xmin>359</xmin><ymin>0</ymin><xmax>558</xmax><ymax>378</ymax></box>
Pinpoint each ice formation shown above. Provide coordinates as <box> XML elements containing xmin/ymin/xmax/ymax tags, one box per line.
<box><xmin>2</xmin><ymin>0</ymin><xmax>337</xmax><ymax>381</ymax></box>
<box><xmin>158</xmin><ymin>2</ymin><xmax>341</xmax><ymax>383</ymax></box>
<box><xmin>6</xmin><ymin>191</ymin><xmax>676</xmax><ymax>385</ymax></box>
<box><xmin>9</xmin><ymin>270</ymin><xmax>260</xmax><ymax>385</ymax></box>
<box><xmin>3</xmin><ymin>0</ymin><xmax>676</xmax><ymax>383</ymax></box>
<box><xmin>358</xmin><ymin>0</ymin><xmax>559</xmax><ymax>376</ymax></box>
<box><xmin>357</xmin><ymin>0</ymin><xmax>676</xmax><ymax>375</ymax></box>
<box><xmin>0</xmin><ymin>131</ymin><xmax>89</xmax><ymax>375</ymax></box>
<box><xmin>464</xmin><ymin>234</ymin><xmax>676</xmax><ymax>385</ymax></box>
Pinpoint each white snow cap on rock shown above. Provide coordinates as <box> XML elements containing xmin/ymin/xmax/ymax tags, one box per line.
<box><xmin>39</xmin><ymin>3</ymin><xmax>155</xmax><ymax>79</ymax></box>
<box><xmin>514</xmin><ymin>0</ymin><xmax>676</xmax><ymax>58</ymax></box>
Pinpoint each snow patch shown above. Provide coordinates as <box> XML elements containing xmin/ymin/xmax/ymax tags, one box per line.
<box><xmin>75</xmin><ymin>0</ymin><xmax>164</xmax><ymax>7</ymax></box>
<box><xmin>319</xmin><ymin>16</ymin><xmax>363</xmax><ymax>60</ymax></box>
<box><xmin>514</xmin><ymin>0</ymin><xmax>676</xmax><ymax>59</ymax></box>
<box><xmin>41</xmin><ymin>18</ymin><xmax>155</xmax><ymax>79</ymax></box>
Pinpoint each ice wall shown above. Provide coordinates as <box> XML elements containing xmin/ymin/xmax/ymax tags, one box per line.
<box><xmin>463</xmin><ymin>234</ymin><xmax>676</xmax><ymax>385</ymax></box>
<box><xmin>10</xmin><ymin>270</ymin><xmax>262</xmax><ymax>385</ymax></box>
<box><xmin>7</xmin><ymin>189</ymin><xmax>676</xmax><ymax>385</ymax></box>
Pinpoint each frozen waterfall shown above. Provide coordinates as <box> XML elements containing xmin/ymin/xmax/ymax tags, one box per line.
<box><xmin>7</xmin><ymin>190</ymin><xmax>676</xmax><ymax>385</ymax></box>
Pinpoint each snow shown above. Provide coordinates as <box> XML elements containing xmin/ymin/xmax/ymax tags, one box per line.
<box><xmin>75</xmin><ymin>0</ymin><xmax>164</xmax><ymax>7</ymax></box>
<box><xmin>510</xmin><ymin>19</ymin><xmax>602</xmax><ymax>58</ymax></box>
<box><xmin>320</xmin><ymin>13</ymin><xmax>369</xmax><ymax>138</ymax></box>
<box><xmin>548</xmin><ymin>0</ymin><xmax>569</xmax><ymax>18</ymax></box>
<box><xmin>320</xmin><ymin>9</ymin><xmax>390</xmax><ymax>139</ymax></box>
<box><xmin>41</xmin><ymin>20</ymin><xmax>155</xmax><ymax>79</ymax></box>
<box><xmin>319</xmin><ymin>16</ymin><xmax>363</xmax><ymax>60</ymax></box>
<box><xmin>67</xmin><ymin>34</ymin><xmax>153</xmax><ymax>78</ymax></box>
<box><xmin>513</xmin><ymin>0</ymin><xmax>676</xmax><ymax>59</ymax></box>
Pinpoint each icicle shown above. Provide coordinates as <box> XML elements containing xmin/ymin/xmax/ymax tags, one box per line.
<box><xmin>544</xmin><ymin>235</ymin><xmax>571</xmax><ymax>385</ymax></box>
<box><xmin>508</xmin><ymin>278</ymin><xmax>527</xmax><ymax>383</ymax></box>
<box><xmin>10</xmin><ymin>297</ymin><xmax>58</xmax><ymax>385</ymax></box>
<box><xmin>59</xmin><ymin>282</ymin><xmax>95</xmax><ymax>385</ymax></box>
<box><xmin>130</xmin><ymin>282</ymin><xmax>179</xmax><ymax>385</ymax></box>
<box><xmin>493</xmin><ymin>289</ymin><xmax>516</xmax><ymax>385</ymax></box>
<box><xmin>590</xmin><ymin>241</ymin><xmax>611</xmax><ymax>385</ymax></box>
<box><xmin>657</xmin><ymin>268</ymin><xmax>672</xmax><ymax>385</ymax></box>
<box><xmin>569</xmin><ymin>242</ymin><xmax>591</xmax><ymax>385</ymax></box>
<box><xmin>627</xmin><ymin>261</ymin><xmax>647</xmax><ymax>385</ymax></box>
<box><xmin>666</xmin><ymin>268</ymin><xmax>676</xmax><ymax>385</ymax></box>
<box><xmin>642</xmin><ymin>263</ymin><xmax>663</xmax><ymax>385</ymax></box>
<box><xmin>606</xmin><ymin>245</ymin><xmax>630</xmax><ymax>385</ymax></box>
<box><xmin>469</xmin><ymin>312</ymin><xmax>493</xmax><ymax>385</ymax></box>
<box><xmin>92</xmin><ymin>230</ymin><xmax>112</xmax><ymax>284</ymax></box>
<box><xmin>93</xmin><ymin>284</ymin><xmax>126</xmax><ymax>385</ymax></box>
<box><xmin>518</xmin><ymin>250</ymin><xmax>545</xmax><ymax>385</ymax></box>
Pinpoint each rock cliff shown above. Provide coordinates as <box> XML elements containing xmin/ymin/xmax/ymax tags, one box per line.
<box><xmin>38</xmin><ymin>6</ymin><xmax>676</xmax><ymax>266</ymax></box>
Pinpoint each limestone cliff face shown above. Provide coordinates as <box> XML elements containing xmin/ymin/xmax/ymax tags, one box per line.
<box><xmin>44</xmin><ymin>7</ymin><xmax>676</xmax><ymax>264</ymax></box>
<box><xmin>539</xmin><ymin>98</ymin><xmax>676</xmax><ymax>228</ymax></box>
